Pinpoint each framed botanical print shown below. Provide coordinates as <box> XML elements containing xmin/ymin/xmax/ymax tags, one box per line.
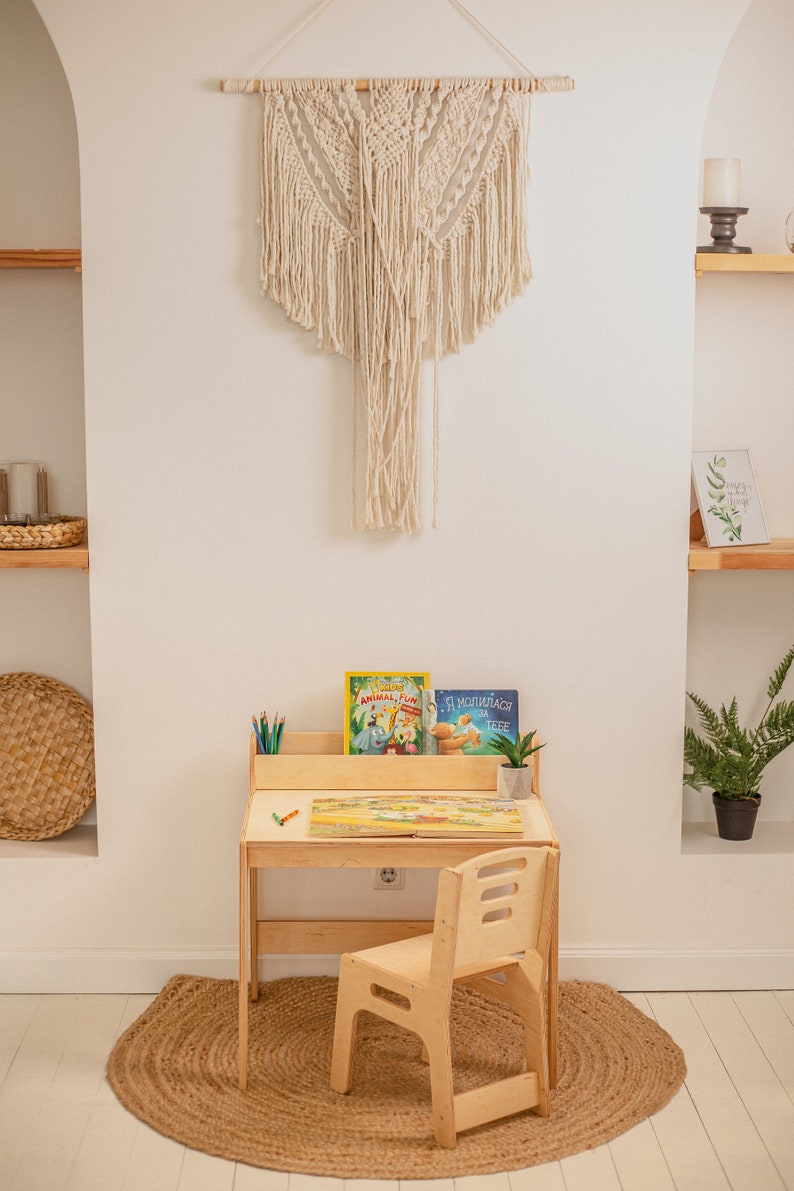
<box><xmin>691</xmin><ymin>450</ymin><xmax>770</xmax><ymax>547</ymax></box>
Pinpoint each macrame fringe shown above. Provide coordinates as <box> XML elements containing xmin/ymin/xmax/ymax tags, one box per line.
<box><xmin>258</xmin><ymin>79</ymin><xmax>532</xmax><ymax>533</ymax></box>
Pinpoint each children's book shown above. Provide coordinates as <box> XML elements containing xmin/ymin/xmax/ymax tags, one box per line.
<box><xmin>422</xmin><ymin>689</ymin><xmax>519</xmax><ymax>756</ymax></box>
<box><xmin>345</xmin><ymin>672</ymin><xmax>430</xmax><ymax>755</ymax></box>
<box><xmin>308</xmin><ymin>794</ymin><xmax>524</xmax><ymax>837</ymax></box>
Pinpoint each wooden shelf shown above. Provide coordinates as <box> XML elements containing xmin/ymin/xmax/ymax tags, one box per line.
<box><xmin>695</xmin><ymin>252</ymin><xmax>794</xmax><ymax>278</ymax></box>
<box><xmin>689</xmin><ymin>537</ymin><xmax>794</xmax><ymax>571</ymax></box>
<box><xmin>0</xmin><ymin>537</ymin><xmax>89</xmax><ymax>571</ymax></box>
<box><xmin>0</xmin><ymin>249</ymin><xmax>81</xmax><ymax>271</ymax></box>
<box><xmin>0</xmin><ymin>823</ymin><xmax>97</xmax><ymax>859</ymax></box>
<box><xmin>682</xmin><ymin>819</ymin><xmax>794</xmax><ymax>855</ymax></box>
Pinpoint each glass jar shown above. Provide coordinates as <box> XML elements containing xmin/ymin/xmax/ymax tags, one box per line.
<box><xmin>0</xmin><ymin>461</ymin><xmax>47</xmax><ymax>521</ymax></box>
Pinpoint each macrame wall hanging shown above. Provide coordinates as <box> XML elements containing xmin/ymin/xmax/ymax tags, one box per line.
<box><xmin>222</xmin><ymin>0</ymin><xmax>573</xmax><ymax>533</ymax></box>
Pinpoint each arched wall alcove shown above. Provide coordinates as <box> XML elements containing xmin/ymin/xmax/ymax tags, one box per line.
<box><xmin>0</xmin><ymin>0</ymin><xmax>93</xmax><ymax>851</ymax></box>
<box><xmin>685</xmin><ymin>0</ymin><xmax>794</xmax><ymax>837</ymax></box>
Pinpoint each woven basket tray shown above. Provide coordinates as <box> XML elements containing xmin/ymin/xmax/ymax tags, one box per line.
<box><xmin>0</xmin><ymin>516</ymin><xmax>87</xmax><ymax>550</ymax></box>
<box><xmin>0</xmin><ymin>672</ymin><xmax>95</xmax><ymax>840</ymax></box>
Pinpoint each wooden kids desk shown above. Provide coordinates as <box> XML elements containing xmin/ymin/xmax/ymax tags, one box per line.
<box><xmin>239</xmin><ymin>731</ymin><xmax>559</xmax><ymax>1090</ymax></box>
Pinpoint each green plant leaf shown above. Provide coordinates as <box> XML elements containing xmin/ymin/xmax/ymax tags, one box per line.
<box><xmin>767</xmin><ymin>644</ymin><xmax>794</xmax><ymax>701</ymax></box>
<box><xmin>490</xmin><ymin>729</ymin><xmax>545</xmax><ymax>768</ymax></box>
<box><xmin>683</xmin><ymin>646</ymin><xmax>794</xmax><ymax>797</ymax></box>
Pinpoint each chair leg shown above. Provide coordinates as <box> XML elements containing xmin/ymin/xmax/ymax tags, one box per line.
<box><xmin>425</xmin><ymin>1024</ymin><xmax>456</xmax><ymax>1148</ymax></box>
<box><xmin>330</xmin><ymin>996</ymin><xmax>360</xmax><ymax>1094</ymax></box>
<box><xmin>503</xmin><ymin>967</ymin><xmax>550</xmax><ymax>1116</ymax></box>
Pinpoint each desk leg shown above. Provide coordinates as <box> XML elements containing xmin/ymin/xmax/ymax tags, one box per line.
<box><xmin>238</xmin><ymin>848</ymin><xmax>249</xmax><ymax>1091</ymax></box>
<box><xmin>249</xmin><ymin>868</ymin><xmax>259</xmax><ymax>1002</ymax></box>
<box><xmin>549</xmin><ymin>884</ymin><xmax>559</xmax><ymax>1088</ymax></box>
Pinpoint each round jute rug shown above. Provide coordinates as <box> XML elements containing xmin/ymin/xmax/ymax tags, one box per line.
<box><xmin>106</xmin><ymin>975</ymin><xmax>686</xmax><ymax>1180</ymax></box>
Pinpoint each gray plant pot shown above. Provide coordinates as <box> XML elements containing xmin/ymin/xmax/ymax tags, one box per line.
<box><xmin>496</xmin><ymin>763</ymin><xmax>533</xmax><ymax>800</ymax></box>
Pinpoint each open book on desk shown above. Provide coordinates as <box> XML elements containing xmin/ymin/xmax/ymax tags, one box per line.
<box><xmin>308</xmin><ymin>793</ymin><xmax>524</xmax><ymax>838</ymax></box>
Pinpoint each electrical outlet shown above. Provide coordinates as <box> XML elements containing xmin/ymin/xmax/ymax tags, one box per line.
<box><xmin>373</xmin><ymin>866</ymin><xmax>405</xmax><ymax>890</ymax></box>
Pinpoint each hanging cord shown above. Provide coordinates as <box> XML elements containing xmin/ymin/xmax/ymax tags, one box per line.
<box><xmin>221</xmin><ymin>0</ymin><xmax>572</xmax><ymax>92</ymax></box>
<box><xmin>445</xmin><ymin>0</ymin><xmax>535</xmax><ymax>77</ymax></box>
<box><xmin>351</xmin><ymin>361</ymin><xmax>359</xmax><ymax>531</ymax></box>
<box><xmin>252</xmin><ymin>0</ymin><xmax>341</xmax><ymax>77</ymax></box>
<box><xmin>250</xmin><ymin>0</ymin><xmax>533</xmax><ymax>77</ymax></box>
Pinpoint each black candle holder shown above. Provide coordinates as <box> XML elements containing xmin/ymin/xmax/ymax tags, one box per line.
<box><xmin>698</xmin><ymin>207</ymin><xmax>751</xmax><ymax>253</ymax></box>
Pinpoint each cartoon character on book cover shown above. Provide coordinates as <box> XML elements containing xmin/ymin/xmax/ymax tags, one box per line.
<box><xmin>345</xmin><ymin>672</ymin><xmax>429</xmax><ymax>755</ymax></box>
<box><xmin>423</xmin><ymin>689</ymin><xmax>519</xmax><ymax>755</ymax></box>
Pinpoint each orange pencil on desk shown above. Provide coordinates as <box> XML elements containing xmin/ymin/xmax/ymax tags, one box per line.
<box><xmin>280</xmin><ymin>808</ymin><xmax>300</xmax><ymax>824</ymax></box>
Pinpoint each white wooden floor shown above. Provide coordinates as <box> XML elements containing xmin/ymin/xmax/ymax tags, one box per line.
<box><xmin>1</xmin><ymin>990</ymin><xmax>793</xmax><ymax>1191</ymax></box>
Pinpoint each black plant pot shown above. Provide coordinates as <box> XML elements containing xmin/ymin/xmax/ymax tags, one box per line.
<box><xmin>712</xmin><ymin>792</ymin><xmax>761</xmax><ymax>841</ymax></box>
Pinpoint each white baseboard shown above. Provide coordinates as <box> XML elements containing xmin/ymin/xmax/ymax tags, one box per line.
<box><xmin>559</xmin><ymin>948</ymin><xmax>794</xmax><ymax>990</ymax></box>
<box><xmin>1</xmin><ymin>946</ymin><xmax>793</xmax><ymax>993</ymax></box>
<box><xmin>0</xmin><ymin>950</ymin><xmax>241</xmax><ymax>993</ymax></box>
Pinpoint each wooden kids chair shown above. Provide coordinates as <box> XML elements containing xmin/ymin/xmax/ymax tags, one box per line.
<box><xmin>329</xmin><ymin>844</ymin><xmax>559</xmax><ymax>1148</ymax></box>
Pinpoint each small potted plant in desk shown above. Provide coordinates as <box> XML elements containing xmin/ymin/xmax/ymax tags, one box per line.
<box><xmin>683</xmin><ymin>643</ymin><xmax>794</xmax><ymax>840</ymax></box>
<box><xmin>492</xmin><ymin>729</ymin><xmax>544</xmax><ymax>800</ymax></box>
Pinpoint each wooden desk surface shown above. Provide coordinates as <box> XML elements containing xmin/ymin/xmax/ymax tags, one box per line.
<box><xmin>244</xmin><ymin>788</ymin><xmax>557</xmax><ymax>867</ymax></box>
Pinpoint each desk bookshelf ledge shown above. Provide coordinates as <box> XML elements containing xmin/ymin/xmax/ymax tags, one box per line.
<box><xmin>238</xmin><ymin>730</ymin><xmax>559</xmax><ymax>1091</ymax></box>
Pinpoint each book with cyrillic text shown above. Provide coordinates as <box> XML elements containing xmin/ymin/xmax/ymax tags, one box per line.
<box><xmin>422</xmin><ymin>689</ymin><xmax>519</xmax><ymax>755</ymax></box>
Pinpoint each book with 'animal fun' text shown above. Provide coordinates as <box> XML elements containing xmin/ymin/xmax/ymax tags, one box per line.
<box><xmin>344</xmin><ymin>672</ymin><xmax>429</xmax><ymax>755</ymax></box>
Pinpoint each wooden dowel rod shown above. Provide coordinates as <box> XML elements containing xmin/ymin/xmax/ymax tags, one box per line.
<box><xmin>220</xmin><ymin>75</ymin><xmax>574</xmax><ymax>94</ymax></box>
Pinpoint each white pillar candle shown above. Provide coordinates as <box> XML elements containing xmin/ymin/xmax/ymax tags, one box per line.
<box><xmin>7</xmin><ymin>461</ymin><xmax>40</xmax><ymax>518</ymax></box>
<box><xmin>703</xmin><ymin>158</ymin><xmax>741</xmax><ymax>207</ymax></box>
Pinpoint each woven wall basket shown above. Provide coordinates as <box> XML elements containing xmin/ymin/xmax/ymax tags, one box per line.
<box><xmin>0</xmin><ymin>516</ymin><xmax>86</xmax><ymax>550</ymax></box>
<box><xmin>0</xmin><ymin>672</ymin><xmax>95</xmax><ymax>840</ymax></box>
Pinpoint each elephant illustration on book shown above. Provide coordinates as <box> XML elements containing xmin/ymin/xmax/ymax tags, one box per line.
<box><xmin>351</xmin><ymin>712</ymin><xmax>400</xmax><ymax>755</ymax></box>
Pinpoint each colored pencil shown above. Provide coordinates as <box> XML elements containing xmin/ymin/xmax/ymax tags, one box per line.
<box><xmin>251</xmin><ymin>716</ymin><xmax>266</xmax><ymax>754</ymax></box>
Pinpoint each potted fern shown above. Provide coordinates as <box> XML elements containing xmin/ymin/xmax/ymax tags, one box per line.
<box><xmin>683</xmin><ymin>643</ymin><xmax>794</xmax><ymax>839</ymax></box>
<box><xmin>492</xmin><ymin>729</ymin><xmax>544</xmax><ymax>799</ymax></box>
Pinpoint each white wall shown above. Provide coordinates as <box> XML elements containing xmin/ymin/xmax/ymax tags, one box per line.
<box><xmin>6</xmin><ymin>0</ymin><xmax>792</xmax><ymax>993</ymax></box>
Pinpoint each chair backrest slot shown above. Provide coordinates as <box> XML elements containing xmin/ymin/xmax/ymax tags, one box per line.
<box><xmin>481</xmin><ymin>906</ymin><xmax>512</xmax><ymax>923</ymax></box>
<box><xmin>481</xmin><ymin>881</ymin><xmax>518</xmax><ymax>901</ymax></box>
